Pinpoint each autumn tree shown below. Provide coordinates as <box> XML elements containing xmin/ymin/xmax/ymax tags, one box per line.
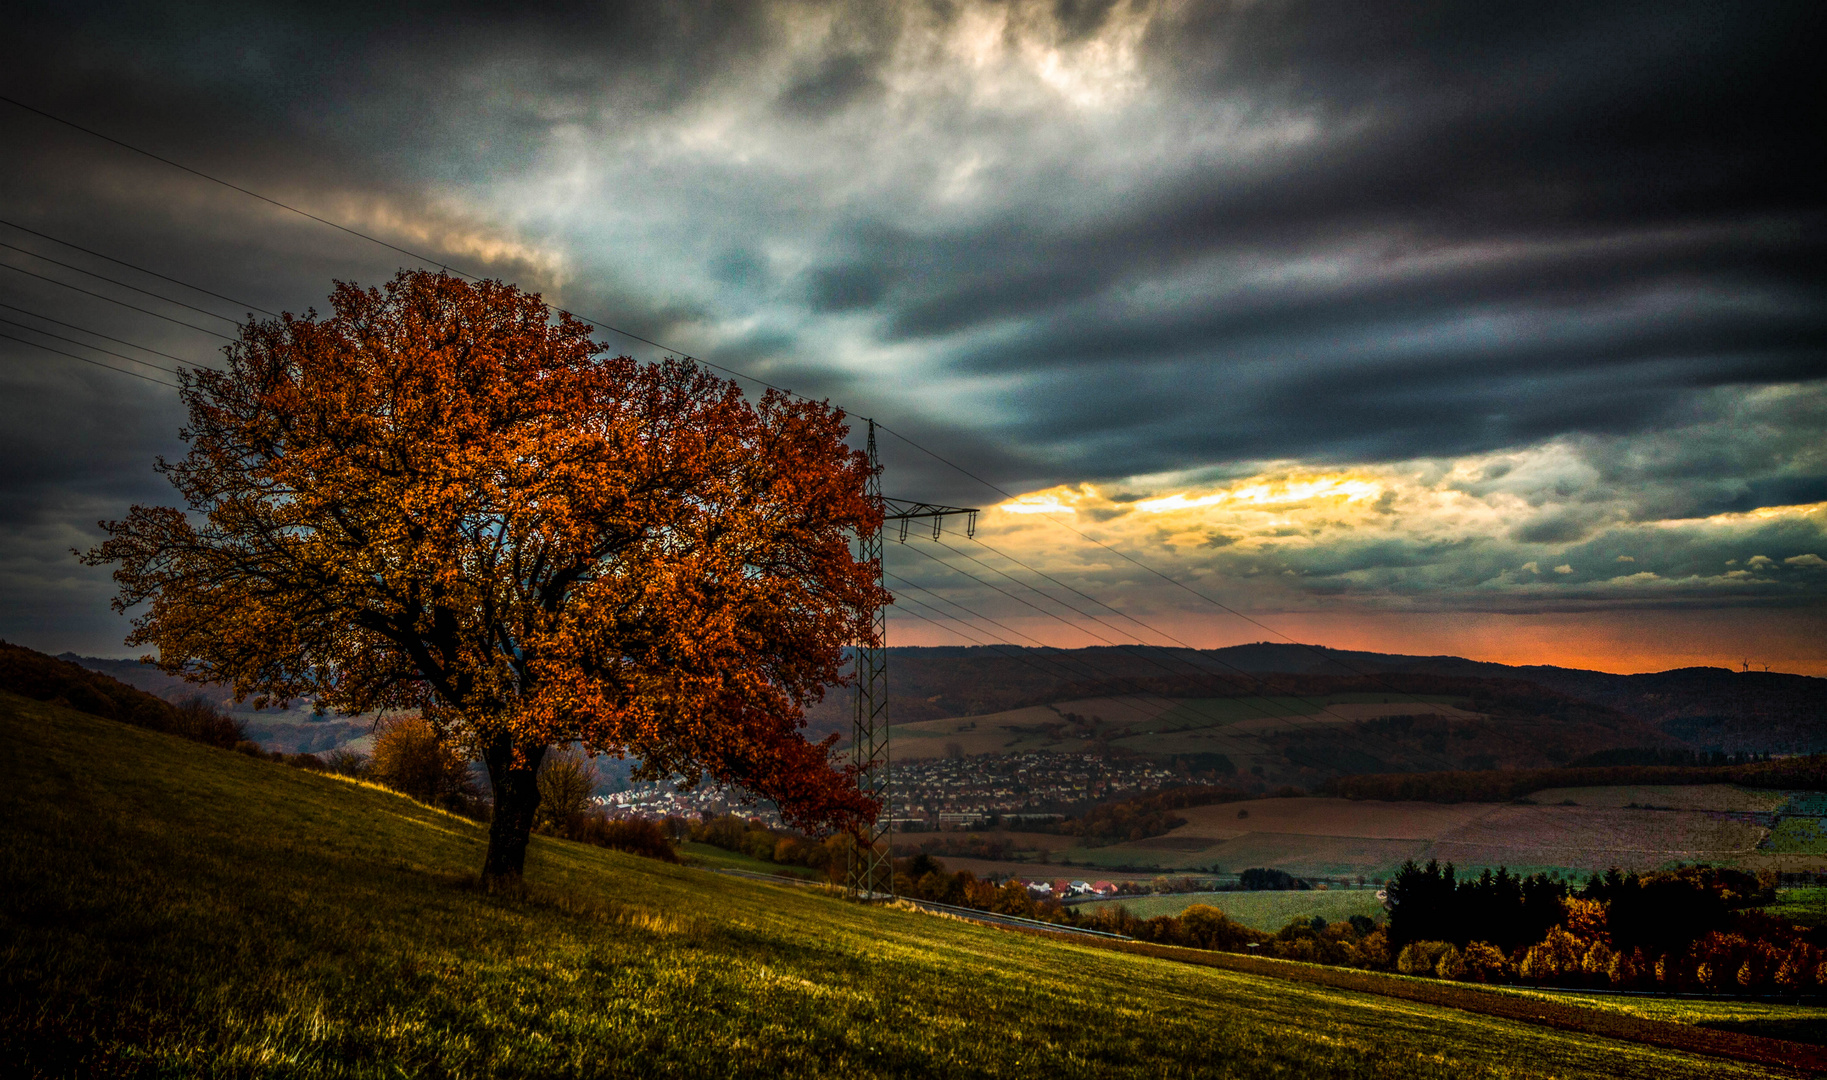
<box><xmin>83</xmin><ymin>270</ymin><xmax>886</xmax><ymax>884</ymax></box>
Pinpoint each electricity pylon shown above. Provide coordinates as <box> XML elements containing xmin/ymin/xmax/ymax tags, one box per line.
<box><xmin>847</xmin><ymin>418</ymin><xmax>976</xmax><ymax>900</ymax></box>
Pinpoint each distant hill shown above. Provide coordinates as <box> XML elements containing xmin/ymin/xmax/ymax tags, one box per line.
<box><xmin>0</xmin><ymin>640</ymin><xmax>244</xmax><ymax>749</ymax></box>
<box><xmin>58</xmin><ymin>651</ymin><xmax>373</xmax><ymax>755</ymax></box>
<box><xmin>61</xmin><ymin>641</ymin><xmax>1827</xmax><ymax>764</ymax></box>
<box><xmin>802</xmin><ymin>644</ymin><xmax>1827</xmax><ymax>755</ymax></box>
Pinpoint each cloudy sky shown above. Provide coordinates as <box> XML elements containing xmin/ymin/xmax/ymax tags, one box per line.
<box><xmin>2</xmin><ymin>1</ymin><xmax>1822</xmax><ymax>674</ymax></box>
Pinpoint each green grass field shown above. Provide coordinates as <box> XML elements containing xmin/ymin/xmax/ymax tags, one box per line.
<box><xmin>1766</xmin><ymin>816</ymin><xmax>1827</xmax><ymax>853</ymax></box>
<box><xmin>677</xmin><ymin>840</ymin><xmax>822</xmax><ymax>879</ymax></box>
<box><xmin>1770</xmin><ymin>886</ymin><xmax>1827</xmax><ymax>928</ymax></box>
<box><xmin>1083</xmin><ymin>889</ymin><xmax>1388</xmax><ymax>930</ymax></box>
<box><xmin>0</xmin><ymin>691</ymin><xmax>1793</xmax><ymax>1077</ymax></box>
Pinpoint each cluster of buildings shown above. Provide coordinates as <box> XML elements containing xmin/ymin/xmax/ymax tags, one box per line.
<box><xmin>595</xmin><ymin>785</ymin><xmax>785</xmax><ymax>828</ymax></box>
<box><xmin>888</xmin><ymin>752</ymin><xmax>1183</xmax><ymax>828</ymax></box>
<box><xmin>595</xmin><ymin>751</ymin><xmax>1183</xmax><ymax>831</ymax></box>
<box><xmin>1020</xmin><ymin>878</ymin><xmax>1122</xmax><ymax>900</ymax></box>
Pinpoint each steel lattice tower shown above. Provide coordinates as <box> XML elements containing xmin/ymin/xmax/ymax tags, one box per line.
<box><xmin>846</xmin><ymin>419</ymin><xmax>975</xmax><ymax>900</ymax></box>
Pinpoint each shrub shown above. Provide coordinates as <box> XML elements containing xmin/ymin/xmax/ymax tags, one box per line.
<box><xmin>1238</xmin><ymin>867</ymin><xmax>1305</xmax><ymax>891</ymax></box>
<box><xmin>1180</xmin><ymin>905</ymin><xmax>1266</xmax><ymax>951</ymax></box>
<box><xmin>573</xmin><ymin>815</ymin><xmax>679</xmax><ymax>862</ymax></box>
<box><xmin>322</xmin><ymin>748</ymin><xmax>370</xmax><ymax>778</ymax></box>
<box><xmin>535</xmin><ymin>749</ymin><xmax>599</xmax><ymax>837</ymax></box>
<box><xmin>1458</xmin><ymin>942</ymin><xmax>1511</xmax><ymax>982</ymax></box>
<box><xmin>1519</xmin><ymin>927</ymin><xmax>1587</xmax><ymax>982</ymax></box>
<box><xmin>369</xmin><ymin>715</ymin><xmax>477</xmax><ymax>807</ymax></box>
<box><xmin>168</xmin><ymin>695</ymin><xmax>246</xmax><ymax>748</ymax></box>
<box><xmin>1396</xmin><ymin>941</ymin><xmax>1451</xmax><ymax>976</ymax></box>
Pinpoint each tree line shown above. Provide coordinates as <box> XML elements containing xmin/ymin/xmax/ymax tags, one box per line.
<box><xmin>0</xmin><ymin>641</ymin><xmax>246</xmax><ymax>750</ymax></box>
<box><xmin>1382</xmin><ymin>860</ymin><xmax>1823</xmax><ymax>993</ymax></box>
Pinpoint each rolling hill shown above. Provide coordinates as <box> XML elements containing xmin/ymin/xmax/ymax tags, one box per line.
<box><xmin>0</xmin><ymin>690</ymin><xmax>1806</xmax><ymax>1077</ymax></box>
<box><xmin>799</xmin><ymin>644</ymin><xmax>1827</xmax><ymax>757</ymax></box>
<box><xmin>59</xmin><ymin>644</ymin><xmax>1827</xmax><ymax>764</ymax></box>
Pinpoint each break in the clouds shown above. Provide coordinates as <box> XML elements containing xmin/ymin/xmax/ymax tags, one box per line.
<box><xmin>0</xmin><ymin>1</ymin><xmax>1821</xmax><ymax>667</ymax></box>
<box><xmin>979</xmin><ymin>385</ymin><xmax>1827</xmax><ymax>613</ymax></box>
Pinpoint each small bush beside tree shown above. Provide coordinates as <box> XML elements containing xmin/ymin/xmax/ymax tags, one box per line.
<box><xmin>370</xmin><ymin>716</ymin><xmax>480</xmax><ymax>810</ymax></box>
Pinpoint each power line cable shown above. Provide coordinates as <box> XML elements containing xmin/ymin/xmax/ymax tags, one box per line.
<box><xmin>0</xmin><ymin>302</ymin><xmax>204</xmax><ymax>368</ymax></box>
<box><xmin>883</xmin><ymin>595</ymin><xmax>1199</xmax><ymax>743</ymax></box>
<box><xmin>886</xmin><ymin>562</ymin><xmax>1378</xmax><ymax>776</ymax></box>
<box><xmin>0</xmin><ymin>97</ymin><xmax>462</xmax><ymax>281</ymax></box>
<box><xmin>0</xmin><ymin>240</ymin><xmax>243</xmax><ymax>324</ymax></box>
<box><xmin>0</xmin><ymin>218</ymin><xmax>280</xmax><ymax>317</ymax></box>
<box><xmin>870</xmin><ymin>420</ymin><xmax>1455</xmax><ymax>691</ymax></box>
<box><xmin>882</xmin><ymin>577</ymin><xmax>1185</xmax><ymax>729</ymax></box>
<box><xmin>0</xmin><ymin>262</ymin><xmax>236</xmax><ymax>339</ymax></box>
<box><xmin>945</xmin><ymin>532</ymin><xmax>1586</xmax><ymax>775</ymax></box>
<box><xmin>930</xmin><ymin>534</ymin><xmax>1449</xmax><ymax>741</ymax></box>
<box><xmin>0</xmin><ymin>316</ymin><xmax>187</xmax><ymax>378</ymax></box>
<box><xmin>0</xmin><ymin>95</ymin><xmax>792</xmax><ymax>388</ymax></box>
<box><xmin>899</xmin><ymin>538</ymin><xmax>1496</xmax><ymax>778</ymax></box>
<box><xmin>0</xmin><ymin>330</ymin><xmax>182</xmax><ymax>388</ymax></box>
<box><xmin>925</xmin><ymin>534</ymin><xmax>1325</xmax><ymax>713</ymax></box>
<box><xmin>884</xmin><ymin>577</ymin><xmax>1359</xmax><ymax>782</ymax></box>
<box><xmin>899</xmin><ymin>541</ymin><xmax>1326</xmax><ymax>732</ymax></box>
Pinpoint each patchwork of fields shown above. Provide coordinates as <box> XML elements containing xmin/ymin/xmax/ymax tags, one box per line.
<box><xmin>890</xmin><ymin>692</ymin><xmax>1477</xmax><ymax>764</ymax></box>
<box><xmin>1094</xmin><ymin>784</ymin><xmax>1816</xmax><ymax>878</ymax></box>
<box><xmin>911</xmin><ymin>784</ymin><xmax>1826</xmax><ymax>882</ymax></box>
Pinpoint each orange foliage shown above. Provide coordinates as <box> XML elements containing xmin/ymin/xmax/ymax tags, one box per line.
<box><xmin>83</xmin><ymin>270</ymin><xmax>887</xmax><ymax>879</ymax></box>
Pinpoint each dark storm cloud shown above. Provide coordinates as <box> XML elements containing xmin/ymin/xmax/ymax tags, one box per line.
<box><xmin>0</xmin><ymin>0</ymin><xmax>1822</xmax><ymax>654</ymax></box>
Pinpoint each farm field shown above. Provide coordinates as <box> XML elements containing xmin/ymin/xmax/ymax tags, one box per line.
<box><xmin>1172</xmin><ymin>797</ymin><xmax>1494</xmax><ymax>840</ymax></box>
<box><xmin>1767</xmin><ymin>816</ymin><xmax>1827</xmax><ymax>854</ymax></box>
<box><xmin>889</xmin><ymin>692</ymin><xmax>1481</xmax><ymax>762</ymax></box>
<box><xmin>0</xmin><ymin>691</ymin><xmax>1794</xmax><ymax>1078</ymax></box>
<box><xmin>903</xmin><ymin>828</ymin><xmax>1081</xmax><ymax>853</ymax></box>
<box><xmin>1090</xmin><ymin>832</ymin><xmax>1423</xmax><ymax>877</ymax></box>
<box><xmin>1770</xmin><ymin>887</ymin><xmax>1827</xmax><ymax>928</ymax></box>
<box><xmin>909</xmin><ymin>853</ymin><xmax>1164</xmax><ymax>883</ymax></box>
<box><xmin>1427</xmin><ymin>804</ymin><xmax>1769</xmax><ymax>869</ymax></box>
<box><xmin>1076</xmin><ymin>784</ymin><xmax>1821</xmax><ymax>879</ymax></box>
<box><xmin>900</xmin><ymin>783</ymin><xmax>1825</xmax><ymax>881</ymax></box>
<box><xmin>1526</xmin><ymin>784</ymin><xmax>1787</xmax><ymax>812</ymax></box>
<box><xmin>1084</xmin><ymin>889</ymin><xmax>1388</xmax><ymax>930</ymax></box>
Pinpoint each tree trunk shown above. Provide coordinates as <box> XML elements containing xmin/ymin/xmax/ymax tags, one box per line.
<box><xmin>481</xmin><ymin>731</ymin><xmax>548</xmax><ymax>886</ymax></box>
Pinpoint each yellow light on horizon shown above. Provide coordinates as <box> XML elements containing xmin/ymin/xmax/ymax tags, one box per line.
<box><xmin>1135</xmin><ymin>476</ymin><xmax>1384</xmax><ymax>513</ymax></box>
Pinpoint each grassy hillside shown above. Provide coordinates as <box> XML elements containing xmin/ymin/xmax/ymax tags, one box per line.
<box><xmin>0</xmin><ymin>692</ymin><xmax>1790</xmax><ymax>1078</ymax></box>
